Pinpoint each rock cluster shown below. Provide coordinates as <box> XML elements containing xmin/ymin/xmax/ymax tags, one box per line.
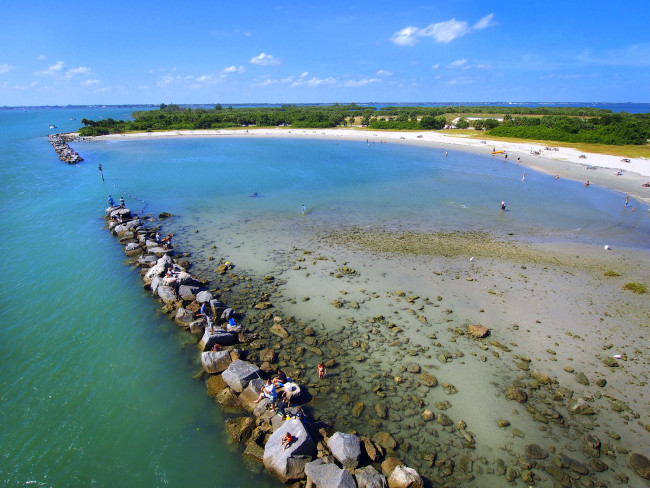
<box><xmin>49</xmin><ymin>133</ymin><xmax>83</xmax><ymax>164</ymax></box>
<box><xmin>103</xmin><ymin>207</ymin><xmax>424</xmax><ymax>486</ymax></box>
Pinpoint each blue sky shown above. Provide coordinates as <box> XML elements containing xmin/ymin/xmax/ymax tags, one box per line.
<box><xmin>1</xmin><ymin>0</ymin><xmax>648</xmax><ymax>105</ymax></box>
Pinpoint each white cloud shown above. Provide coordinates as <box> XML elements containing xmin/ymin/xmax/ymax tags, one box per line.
<box><xmin>391</xmin><ymin>14</ymin><xmax>495</xmax><ymax>46</ymax></box>
<box><xmin>291</xmin><ymin>76</ymin><xmax>336</xmax><ymax>88</ymax></box>
<box><xmin>344</xmin><ymin>78</ymin><xmax>380</xmax><ymax>87</ymax></box>
<box><xmin>0</xmin><ymin>63</ymin><xmax>13</xmax><ymax>74</ymax></box>
<box><xmin>448</xmin><ymin>59</ymin><xmax>467</xmax><ymax>68</ymax></box>
<box><xmin>420</xmin><ymin>19</ymin><xmax>470</xmax><ymax>44</ymax></box>
<box><xmin>137</xmin><ymin>85</ymin><xmax>149</xmax><ymax>90</ymax></box>
<box><xmin>391</xmin><ymin>26</ymin><xmax>420</xmax><ymax>46</ymax></box>
<box><xmin>250</xmin><ymin>52</ymin><xmax>280</xmax><ymax>66</ymax></box>
<box><xmin>66</xmin><ymin>66</ymin><xmax>91</xmax><ymax>78</ymax></box>
<box><xmin>35</xmin><ymin>61</ymin><xmax>64</xmax><ymax>76</ymax></box>
<box><xmin>474</xmin><ymin>13</ymin><xmax>495</xmax><ymax>30</ymax></box>
<box><xmin>222</xmin><ymin>65</ymin><xmax>245</xmax><ymax>74</ymax></box>
<box><xmin>81</xmin><ymin>79</ymin><xmax>100</xmax><ymax>86</ymax></box>
<box><xmin>376</xmin><ymin>69</ymin><xmax>393</xmax><ymax>76</ymax></box>
<box><xmin>431</xmin><ymin>64</ymin><xmax>440</xmax><ymax>70</ymax></box>
<box><xmin>300</xmin><ymin>71</ymin><xmax>309</xmax><ymax>78</ymax></box>
<box><xmin>37</xmin><ymin>54</ymin><xmax>46</xmax><ymax>60</ymax></box>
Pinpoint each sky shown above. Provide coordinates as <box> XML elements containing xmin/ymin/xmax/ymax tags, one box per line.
<box><xmin>1</xmin><ymin>0</ymin><xmax>649</xmax><ymax>106</ymax></box>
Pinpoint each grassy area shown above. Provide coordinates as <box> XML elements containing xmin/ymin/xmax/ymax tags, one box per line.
<box><xmin>442</xmin><ymin>129</ymin><xmax>650</xmax><ymax>159</ymax></box>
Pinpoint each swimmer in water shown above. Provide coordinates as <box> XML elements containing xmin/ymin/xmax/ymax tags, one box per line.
<box><xmin>501</xmin><ymin>200</ymin><xmax>506</xmax><ymax>211</ymax></box>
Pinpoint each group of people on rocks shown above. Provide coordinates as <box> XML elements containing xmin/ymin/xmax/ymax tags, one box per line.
<box><xmin>154</xmin><ymin>230</ymin><xmax>174</xmax><ymax>249</ymax></box>
<box><xmin>108</xmin><ymin>195</ymin><xmax>125</xmax><ymax>208</ymax></box>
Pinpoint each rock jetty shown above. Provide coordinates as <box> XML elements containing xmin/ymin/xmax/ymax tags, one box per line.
<box><xmin>103</xmin><ymin>206</ymin><xmax>424</xmax><ymax>487</ymax></box>
<box><xmin>49</xmin><ymin>133</ymin><xmax>83</xmax><ymax>164</ymax></box>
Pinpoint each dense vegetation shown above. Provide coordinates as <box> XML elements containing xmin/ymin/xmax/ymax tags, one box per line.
<box><xmin>77</xmin><ymin>104</ymin><xmax>649</xmax><ymax>145</ymax></box>
<box><xmin>488</xmin><ymin>113</ymin><xmax>649</xmax><ymax>145</ymax></box>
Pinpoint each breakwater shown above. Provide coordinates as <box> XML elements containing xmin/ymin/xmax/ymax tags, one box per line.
<box><xmin>49</xmin><ymin>133</ymin><xmax>84</xmax><ymax>164</ymax></box>
<box><xmin>103</xmin><ymin>205</ymin><xmax>427</xmax><ymax>487</ymax></box>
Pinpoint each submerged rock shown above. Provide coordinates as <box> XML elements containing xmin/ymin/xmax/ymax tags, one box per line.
<box><xmin>630</xmin><ymin>452</ymin><xmax>650</xmax><ymax>479</ymax></box>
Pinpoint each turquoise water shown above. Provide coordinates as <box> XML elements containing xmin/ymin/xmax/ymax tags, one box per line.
<box><xmin>0</xmin><ymin>108</ymin><xmax>280</xmax><ymax>488</ymax></box>
<box><xmin>1</xmin><ymin>108</ymin><xmax>648</xmax><ymax>487</ymax></box>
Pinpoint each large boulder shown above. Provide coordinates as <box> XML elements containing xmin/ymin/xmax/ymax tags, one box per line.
<box><xmin>189</xmin><ymin>319</ymin><xmax>205</xmax><ymax>336</ymax></box>
<box><xmin>109</xmin><ymin>207</ymin><xmax>131</xmax><ymax>220</ymax></box>
<box><xmin>221</xmin><ymin>307</ymin><xmax>235</xmax><ymax>321</ymax></box>
<box><xmin>145</xmin><ymin>263</ymin><xmax>167</xmax><ymax>279</ymax></box>
<box><xmin>201</xmin><ymin>350</ymin><xmax>232</xmax><ymax>373</ymax></box>
<box><xmin>356</xmin><ymin>465</ymin><xmax>388</xmax><ymax>488</ymax></box>
<box><xmin>199</xmin><ymin>327</ymin><xmax>237</xmax><ymax>351</ymax></box>
<box><xmin>178</xmin><ymin>284</ymin><xmax>199</xmax><ymax>300</ymax></box>
<box><xmin>176</xmin><ymin>272</ymin><xmax>199</xmax><ymax>287</ymax></box>
<box><xmin>157</xmin><ymin>285</ymin><xmax>177</xmax><ymax>304</ymax></box>
<box><xmin>304</xmin><ymin>459</ymin><xmax>356</xmax><ymax>488</ymax></box>
<box><xmin>138</xmin><ymin>254</ymin><xmax>157</xmax><ymax>266</ymax></box>
<box><xmin>196</xmin><ymin>290</ymin><xmax>213</xmax><ymax>303</ymax></box>
<box><xmin>174</xmin><ymin>308</ymin><xmax>195</xmax><ymax>328</ymax></box>
<box><xmin>222</xmin><ymin>360</ymin><xmax>262</xmax><ymax>393</ymax></box>
<box><xmin>263</xmin><ymin>418</ymin><xmax>316</xmax><ymax>483</ymax></box>
<box><xmin>239</xmin><ymin>378</ymin><xmax>267</xmax><ymax>413</ymax></box>
<box><xmin>149</xmin><ymin>246</ymin><xmax>172</xmax><ymax>257</ymax></box>
<box><xmin>150</xmin><ymin>276</ymin><xmax>163</xmax><ymax>295</ymax></box>
<box><xmin>327</xmin><ymin>432</ymin><xmax>362</xmax><ymax>469</ymax></box>
<box><xmin>387</xmin><ymin>465</ymin><xmax>423</xmax><ymax>488</ymax></box>
<box><xmin>124</xmin><ymin>242</ymin><xmax>141</xmax><ymax>256</ymax></box>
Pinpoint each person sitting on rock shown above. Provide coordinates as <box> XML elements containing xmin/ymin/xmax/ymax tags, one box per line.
<box><xmin>162</xmin><ymin>269</ymin><xmax>177</xmax><ymax>285</ymax></box>
<box><xmin>280</xmin><ymin>432</ymin><xmax>294</xmax><ymax>451</ymax></box>
<box><xmin>273</xmin><ymin>368</ymin><xmax>288</xmax><ymax>387</ymax></box>
<box><xmin>253</xmin><ymin>379</ymin><xmax>277</xmax><ymax>405</ymax></box>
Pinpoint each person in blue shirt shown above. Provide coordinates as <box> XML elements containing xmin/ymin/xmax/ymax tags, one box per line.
<box><xmin>108</xmin><ymin>195</ymin><xmax>115</xmax><ymax>207</ymax></box>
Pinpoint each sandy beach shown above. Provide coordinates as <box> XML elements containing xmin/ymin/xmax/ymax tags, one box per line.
<box><xmin>95</xmin><ymin>127</ymin><xmax>650</xmax><ymax>206</ymax></box>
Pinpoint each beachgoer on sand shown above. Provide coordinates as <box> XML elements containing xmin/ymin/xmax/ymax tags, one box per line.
<box><xmin>301</xmin><ymin>204</ymin><xmax>306</xmax><ymax>215</ymax></box>
<box><xmin>501</xmin><ymin>200</ymin><xmax>506</xmax><ymax>211</ymax></box>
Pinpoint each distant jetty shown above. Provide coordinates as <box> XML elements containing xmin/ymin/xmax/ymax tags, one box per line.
<box><xmin>49</xmin><ymin>133</ymin><xmax>84</xmax><ymax>164</ymax></box>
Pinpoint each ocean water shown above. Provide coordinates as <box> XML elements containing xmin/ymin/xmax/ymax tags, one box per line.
<box><xmin>0</xmin><ymin>108</ymin><xmax>281</xmax><ymax>488</ymax></box>
<box><xmin>1</xmin><ymin>107</ymin><xmax>648</xmax><ymax>487</ymax></box>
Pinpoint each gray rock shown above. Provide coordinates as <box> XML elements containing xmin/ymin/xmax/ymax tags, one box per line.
<box><xmin>221</xmin><ymin>307</ymin><xmax>235</xmax><ymax>321</ymax></box>
<box><xmin>196</xmin><ymin>290</ymin><xmax>213</xmax><ymax>303</ymax></box>
<box><xmin>138</xmin><ymin>254</ymin><xmax>157</xmax><ymax>266</ymax></box>
<box><xmin>189</xmin><ymin>319</ymin><xmax>205</xmax><ymax>335</ymax></box>
<box><xmin>304</xmin><ymin>459</ymin><xmax>356</xmax><ymax>488</ymax></box>
<box><xmin>109</xmin><ymin>208</ymin><xmax>131</xmax><ymax>220</ymax></box>
<box><xmin>150</xmin><ymin>276</ymin><xmax>163</xmax><ymax>294</ymax></box>
<box><xmin>145</xmin><ymin>239</ymin><xmax>159</xmax><ymax>250</ymax></box>
<box><xmin>263</xmin><ymin>419</ymin><xmax>316</xmax><ymax>483</ymax></box>
<box><xmin>176</xmin><ymin>271</ymin><xmax>198</xmax><ymax>287</ymax></box>
<box><xmin>238</xmin><ymin>378</ymin><xmax>267</xmax><ymax>413</ymax></box>
<box><xmin>174</xmin><ymin>308</ymin><xmax>195</xmax><ymax>328</ymax></box>
<box><xmin>124</xmin><ymin>242</ymin><xmax>141</xmax><ymax>255</ymax></box>
<box><xmin>157</xmin><ymin>285</ymin><xmax>177</xmax><ymax>304</ymax></box>
<box><xmin>157</xmin><ymin>255</ymin><xmax>173</xmax><ymax>266</ymax></box>
<box><xmin>355</xmin><ymin>465</ymin><xmax>388</xmax><ymax>488</ymax></box>
<box><xmin>630</xmin><ymin>452</ymin><xmax>650</xmax><ymax>480</ymax></box>
<box><xmin>178</xmin><ymin>284</ymin><xmax>199</xmax><ymax>300</ymax></box>
<box><xmin>222</xmin><ymin>360</ymin><xmax>262</xmax><ymax>393</ymax></box>
<box><xmin>327</xmin><ymin>432</ymin><xmax>362</xmax><ymax>469</ymax></box>
<box><xmin>201</xmin><ymin>350</ymin><xmax>232</xmax><ymax>373</ymax></box>
<box><xmin>387</xmin><ymin>465</ymin><xmax>423</xmax><ymax>488</ymax></box>
<box><xmin>145</xmin><ymin>262</ymin><xmax>167</xmax><ymax>279</ymax></box>
<box><xmin>199</xmin><ymin>327</ymin><xmax>237</xmax><ymax>351</ymax></box>
<box><xmin>149</xmin><ymin>246</ymin><xmax>172</xmax><ymax>257</ymax></box>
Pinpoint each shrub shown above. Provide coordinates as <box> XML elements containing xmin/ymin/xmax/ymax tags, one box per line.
<box><xmin>604</xmin><ymin>270</ymin><xmax>620</xmax><ymax>277</ymax></box>
<box><xmin>623</xmin><ymin>282</ymin><xmax>646</xmax><ymax>294</ymax></box>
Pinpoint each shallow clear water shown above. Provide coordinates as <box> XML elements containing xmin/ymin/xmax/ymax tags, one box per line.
<box><xmin>1</xmin><ymin>107</ymin><xmax>647</xmax><ymax>487</ymax></box>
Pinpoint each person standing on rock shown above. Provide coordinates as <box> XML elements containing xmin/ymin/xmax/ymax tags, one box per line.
<box><xmin>119</xmin><ymin>196</ymin><xmax>125</xmax><ymax>208</ymax></box>
<box><xmin>108</xmin><ymin>195</ymin><xmax>115</xmax><ymax>207</ymax></box>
